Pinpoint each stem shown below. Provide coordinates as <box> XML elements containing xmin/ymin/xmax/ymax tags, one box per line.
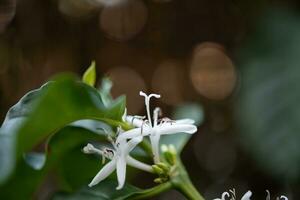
<box><xmin>176</xmin><ymin>179</ymin><xmax>205</xmax><ymax>200</ymax></box>
<box><xmin>130</xmin><ymin>182</ymin><xmax>172</xmax><ymax>200</ymax></box>
<box><xmin>171</xmin><ymin>158</ymin><xmax>205</xmax><ymax>200</ymax></box>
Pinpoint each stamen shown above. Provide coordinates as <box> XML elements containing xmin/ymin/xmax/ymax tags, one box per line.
<box><xmin>131</xmin><ymin>115</ymin><xmax>146</xmax><ymax>124</ymax></box>
<box><xmin>103</xmin><ymin>148</ymin><xmax>115</xmax><ymax>159</ymax></box>
<box><xmin>159</xmin><ymin>117</ymin><xmax>175</xmax><ymax>125</ymax></box>
<box><xmin>139</xmin><ymin>91</ymin><xmax>161</xmax><ymax>127</ymax></box>
<box><xmin>83</xmin><ymin>143</ymin><xmax>103</xmax><ymax>155</ymax></box>
<box><xmin>229</xmin><ymin>188</ymin><xmax>236</xmax><ymax>200</ymax></box>
<box><xmin>153</xmin><ymin>107</ymin><xmax>162</xmax><ymax>127</ymax></box>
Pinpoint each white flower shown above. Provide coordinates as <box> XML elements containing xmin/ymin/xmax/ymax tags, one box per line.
<box><xmin>213</xmin><ymin>191</ymin><xmax>230</xmax><ymax>200</ymax></box>
<box><xmin>120</xmin><ymin>91</ymin><xmax>197</xmax><ymax>163</ymax></box>
<box><xmin>266</xmin><ymin>190</ymin><xmax>288</xmax><ymax>200</ymax></box>
<box><xmin>241</xmin><ymin>191</ymin><xmax>252</xmax><ymax>200</ymax></box>
<box><xmin>214</xmin><ymin>189</ymin><xmax>252</xmax><ymax>200</ymax></box>
<box><xmin>215</xmin><ymin>189</ymin><xmax>288</xmax><ymax>200</ymax></box>
<box><xmin>83</xmin><ymin>134</ymin><xmax>152</xmax><ymax>190</ymax></box>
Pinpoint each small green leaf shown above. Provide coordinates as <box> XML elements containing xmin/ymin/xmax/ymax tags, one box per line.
<box><xmin>82</xmin><ymin>61</ymin><xmax>96</xmax><ymax>87</ymax></box>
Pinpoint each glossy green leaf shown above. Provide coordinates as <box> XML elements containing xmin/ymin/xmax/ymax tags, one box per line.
<box><xmin>0</xmin><ymin>126</ymin><xmax>103</xmax><ymax>199</ymax></box>
<box><xmin>53</xmin><ymin>180</ymin><xmax>141</xmax><ymax>200</ymax></box>
<box><xmin>0</xmin><ymin>74</ymin><xmax>126</xmax><ymax>183</ymax></box>
<box><xmin>82</xmin><ymin>61</ymin><xmax>96</xmax><ymax>87</ymax></box>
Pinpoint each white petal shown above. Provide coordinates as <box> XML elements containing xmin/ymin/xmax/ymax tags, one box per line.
<box><xmin>241</xmin><ymin>191</ymin><xmax>252</xmax><ymax>200</ymax></box>
<box><xmin>126</xmin><ymin>156</ymin><xmax>152</xmax><ymax>172</ymax></box>
<box><xmin>221</xmin><ymin>192</ymin><xmax>230</xmax><ymax>200</ymax></box>
<box><xmin>117</xmin><ymin>127</ymin><xmax>151</xmax><ymax>142</ymax></box>
<box><xmin>116</xmin><ymin>156</ymin><xmax>127</xmax><ymax>190</ymax></box>
<box><xmin>158</xmin><ymin>123</ymin><xmax>197</xmax><ymax>135</ymax></box>
<box><xmin>213</xmin><ymin>192</ymin><xmax>229</xmax><ymax>200</ymax></box>
<box><xmin>125</xmin><ymin>115</ymin><xmax>144</xmax><ymax>127</ymax></box>
<box><xmin>88</xmin><ymin>159</ymin><xmax>116</xmax><ymax>187</ymax></box>
<box><xmin>150</xmin><ymin>134</ymin><xmax>161</xmax><ymax>163</ymax></box>
<box><xmin>280</xmin><ymin>196</ymin><xmax>288</xmax><ymax>200</ymax></box>
<box><xmin>175</xmin><ymin>119</ymin><xmax>195</xmax><ymax>125</ymax></box>
<box><xmin>124</xmin><ymin>136</ymin><xmax>143</xmax><ymax>154</ymax></box>
<box><xmin>266</xmin><ymin>190</ymin><xmax>270</xmax><ymax>200</ymax></box>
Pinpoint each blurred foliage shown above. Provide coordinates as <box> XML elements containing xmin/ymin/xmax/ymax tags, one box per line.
<box><xmin>237</xmin><ymin>7</ymin><xmax>300</xmax><ymax>182</ymax></box>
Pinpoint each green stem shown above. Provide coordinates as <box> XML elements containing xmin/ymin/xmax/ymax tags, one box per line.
<box><xmin>176</xmin><ymin>179</ymin><xmax>204</xmax><ymax>200</ymax></box>
<box><xmin>171</xmin><ymin>159</ymin><xmax>205</xmax><ymax>200</ymax></box>
<box><xmin>130</xmin><ymin>182</ymin><xmax>172</xmax><ymax>200</ymax></box>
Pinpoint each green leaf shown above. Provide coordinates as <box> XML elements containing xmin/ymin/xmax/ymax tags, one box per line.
<box><xmin>0</xmin><ymin>126</ymin><xmax>103</xmax><ymax>199</ymax></box>
<box><xmin>0</xmin><ymin>74</ymin><xmax>126</xmax><ymax>183</ymax></box>
<box><xmin>160</xmin><ymin>103</ymin><xmax>204</xmax><ymax>153</ymax></box>
<box><xmin>82</xmin><ymin>61</ymin><xmax>96</xmax><ymax>87</ymax></box>
<box><xmin>53</xmin><ymin>180</ymin><xmax>141</xmax><ymax>200</ymax></box>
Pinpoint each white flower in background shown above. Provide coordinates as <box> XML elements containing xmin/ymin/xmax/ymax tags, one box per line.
<box><xmin>214</xmin><ymin>189</ymin><xmax>252</xmax><ymax>200</ymax></box>
<box><xmin>266</xmin><ymin>190</ymin><xmax>288</xmax><ymax>200</ymax></box>
<box><xmin>120</xmin><ymin>91</ymin><xmax>197</xmax><ymax>163</ymax></box>
<box><xmin>215</xmin><ymin>189</ymin><xmax>288</xmax><ymax>200</ymax></box>
<box><xmin>83</xmin><ymin>134</ymin><xmax>152</xmax><ymax>189</ymax></box>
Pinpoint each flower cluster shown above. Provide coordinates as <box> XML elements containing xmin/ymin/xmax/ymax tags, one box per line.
<box><xmin>83</xmin><ymin>91</ymin><xmax>197</xmax><ymax>189</ymax></box>
<box><xmin>214</xmin><ymin>189</ymin><xmax>288</xmax><ymax>200</ymax></box>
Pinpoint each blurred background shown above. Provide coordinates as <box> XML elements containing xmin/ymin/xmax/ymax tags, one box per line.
<box><xmin>1</xmin><ymin>0</ymin><xmax>300</xmax><ymax>199</ymax></box>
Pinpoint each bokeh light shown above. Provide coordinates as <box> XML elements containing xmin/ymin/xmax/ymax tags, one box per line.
<box><xmin>190</xmin><ymin>42</ymin><xmax>237</xmax><ymax>100</ymax></box>
<box><xmin>151</xmin><ymin>60</ymin><xmax>185</xmax><ymax>106</ymax></box>
<box><xmin>99</xmin><ymin>0</ymin><xmax>148</xmax><ymax>41</ymax></box>
<box><xmin>106</xmin><ymin>66</ymin><xmax>146</xmax><ymax>114</ymax></box>
<box><xmin>59</xmin><ymin>0</ymin><xmax>100</xmax><ymax>20</ymax></box>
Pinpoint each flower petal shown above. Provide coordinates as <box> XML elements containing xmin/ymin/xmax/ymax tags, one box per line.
<box><xmin>116</xmin><ymin>156</ymin><xmax>127</xmax><ymax>190</ymax></box>
<box><xmin>150</xmin><ymin>134</ymin><xmax>161</xmax><ymax>163</ymax></box>
<box><xmin>124</xmin><ymin>136</ymin><xmax>143</xmax><ymax>154</ymax></box>
<box><xmin>241</xmin><ymin>191</ymin><xmax>252</xmax><ymax>200</ymax></box>
<box><xmin>126</xmin><ymin>156</ymin><xmax>152</xmax><ymax>172</ymax></box>
<box><xmin>158</xmin><ymin>123</ymin><xmax>197</xmax><ymax>135</ymax></box>
<box><xmin>175</xmin><ymin>119</ymin><xmax>195</xmax><ymax>125</ymax></box>
<box><xmin>88</xmin><ymin>159</ymin><xmax>116</xmax><ymax>187</ymax></box>
<box><xmin>125</xmin><ymin>115</ymin><xmax>144</xmax><ymax>127</ymax></box>
<box><xmin>117</xmin><ymin>127</ymin><xmax>151</xmax><ymax>142</ymax></box>
<box><xmin>213</xmin><ymin>192</ymin><xmax>230</xmax><ymax>200</ymax></box>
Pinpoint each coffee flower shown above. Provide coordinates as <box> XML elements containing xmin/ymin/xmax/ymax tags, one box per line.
<box><xmin>214</xmin><ymin>189</ymin><xmax>289</xmax><ymax>200</ymax></box>
<box><xmin>83</xmin><ymin>134</ymin><xmax>152</xmax><ymax>189</ymax></box>
<box><xmin>121</xmin><ymin>91</ymin><xmax>197</xmax><ymax>163</ymax></box>
<box><xmin>214</xmin><ymin>189</ymin><xmax>252</xmax><ymax>200</ymax></box>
